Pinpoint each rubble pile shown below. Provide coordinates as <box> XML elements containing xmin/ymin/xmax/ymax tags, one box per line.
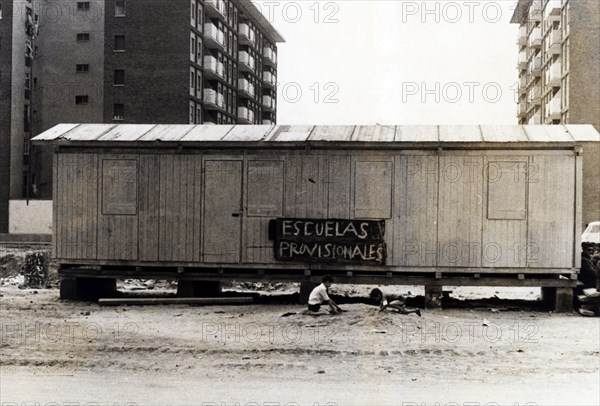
<box><xmin>577</xmin><ymin>242</ymin><xmax>600</xmax><ymax>316</ymax></box>
<box><xmin>22</xmin><ymin>251</ymin><xmax>49</xmax><ymax>288</ymax></box>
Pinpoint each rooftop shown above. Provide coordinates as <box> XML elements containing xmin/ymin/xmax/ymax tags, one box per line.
<box><xmin>32</xmin><ymin>124</ymin><xmax>600</xmax><ymax>145</ymax></box>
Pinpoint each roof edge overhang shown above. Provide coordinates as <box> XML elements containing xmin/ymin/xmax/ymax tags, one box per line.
<box><xmin>510</xmin><ymin>0</ymin><xmax>534</xmax><ymax>23</ymax></box>
<box><xmin>238</xmin><ymin>1</ymin><xmax>286</xmax><ymax>43</ymax></box>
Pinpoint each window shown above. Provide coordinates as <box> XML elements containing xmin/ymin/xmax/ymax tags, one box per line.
<box><xmin>75</xmin><ymin>95</ymin><xmax>89</xmax><ymax>105</ymax></box>
<box><xmin>76</xmin><ymin>64</ymin><xmax>90</xmax><ymax>73</ymax></box>
<box><xmin>77</xmin><ymin>2</ymin><xmax>90</xmax><ymax>11</ymax></box>
<box><xmin>114</xmin><ymin>35</ymin><xmax>125</xmax><ymax>51</ymax></box>
<box><xmin>190</xmin><ymin>36</ymin><xmax>196</xmax><ymax>60</ymax></box>
<box><xmin>113</xmin><ymin>103</ymin><xmax>124</xmax><ymax>120</ymax></box>
<box><xmin>23</xmin><ymin>105</ymin><xmax>30</xmax><ymax>132</ymax></box>
<box><xmin>114</xmin><ymin>69</ymin><xmax>125</xmax><ymax>86</ymax></box>
<box><xmin>197</xmin><ymin>37</ymin><xmax>202</xmax><ymax>61</ymax></box>
<box><xmin>102</xmin><ymin>159</ymin><xmax>137</xmax><ymax>215</ymax></box>
<box><xmin>115</xmin><ymin>0</ymin><xmax>126</xmax><ymax>16</ymax></box>
<box><xmin>77</xmin><ymin>33</ymin><xmax>90</xmax><ymax>41</ymax></box>
<box><xmin>197</xmin><ymin>3</ymin><xmax>204</xmax><ymax>27</ymax></box>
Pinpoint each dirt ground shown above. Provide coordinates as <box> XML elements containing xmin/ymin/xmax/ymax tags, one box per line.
<box><xmin>1</xmin><ymin>281</ymin><xmax>599</xmax><ymax>406</ymax></box>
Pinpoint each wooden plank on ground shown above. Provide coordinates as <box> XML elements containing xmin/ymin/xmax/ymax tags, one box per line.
<box><xmin>98</xmin><ymin>297</ymin><xmax>254</xmax><ymax>306</ymax></box>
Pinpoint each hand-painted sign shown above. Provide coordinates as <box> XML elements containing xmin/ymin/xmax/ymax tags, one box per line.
<box><xmin>270</xmin><ymin>219</ymin><xmax>386</xmax><ymax>265</ymax></box>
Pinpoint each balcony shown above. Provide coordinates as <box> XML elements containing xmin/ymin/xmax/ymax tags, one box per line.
<box><xmin>238</xmin><ymin>23</ymin><xmax>256</xmax><ymax>46</ymax></box>
<box><xmin>527</xmin><ymin>55</ymin><xmax>542</xmax><ymax>78</ymax></box>
<box><xmin>518</xmin><ymin>51</ymin><xmax>528</xmax><ymax>70</ymax></box>
<box><xmin>263</xmin><ymin>47</ymin><xmax>277</xmax><ymax>66</ymax></box>
<box><xmin>203</xmin><ymin>56</ymin><xmax>224</xmax><ymax>80</ymax></box>
<box><xmin>547</xmin><ymin>61</ymin><xmax>562</xmax><ymax>87</ymax></box>
<box><xmin>263</xmin><ymin>71</ymin><xmax>277</xmax><ymax>88</ymax></box>
<box><xmin>237</xmin><ymin>107</ymin><xmax>254</xmax><ymax>123</ymax></box>
<box><xmin>204</xmin><ymin>89</ymin><xmax>225</xmax><ymax>110</ymax></box>
<box><xmin>238</xmin><ymin>51</ymin><xmax>255</xmax><ymax>73</ymax></box>
<box><xmin>238</xmin><ymin>78</ymin><xmax>255</xmax><ymax>98</ymax></box>
<box><xmin>518</xmin><ymin>102</ymin><xmax>528</xmax><ymax>118</ymax></box>
<box><xmin>529</xmin><ymin>1</ymin><xmax>542</xmax><ymax>22</ymax></box>
<box><xmin>528</xmin><ymin>27</ymin><xmax>542</xmax><ymax>48</ymax></box>
<box><xmin>547</xmin><ymin>29</ymin><xmax>562</xmax><ymax>55</ymax></box>
<box><xmin>519</xmin><ymin>75</ymin><xmax>527</xmax><ymax>94</ymax></box>
<box><xmin>528</xmin><ymin>113</ymin><xmax>542</xmax><ymax>125</ymax></box>
<box><xmin>544</xmin><ymin>0</ymin><xmax>562</xmax><ymax>22</ymax></box>
<box><xmin>205</xmin><ymin>0</ymin><xmax>226</xmax><ymax>19</ymax></box>
<box><xmin>527</xmin><ymin>86</ymin><xmax>541</xmax><ymax>105</ymax></box>
<box><xmin>545</xmin><ymin>91</ymin><xmax>562</xmax><ymax>122</ymax></box>
<box><xmin>204</xmin><ymin>23</ymin><xmax>225</xmax><ymax>49</ymax></box>
<box><xmin>262</xmin><ymin>95</ymin><xmax>275</xmax><ymax>111</ymax></box>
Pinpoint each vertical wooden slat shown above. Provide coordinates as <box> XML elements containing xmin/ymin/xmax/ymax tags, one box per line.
<box><xmin>284</xmin><ymin>155</ymin><xmax>302</xmax><ymax>218</ymax></box>
<box><xmin>437</xmin><ymin>155</ymin><xmax>483</xmax><ymax>267</ymax></box>
<box><xmin>186</xmin><ymin>155</ymin><xmax>194</xmax><ymax>262</ymax></box>
<box><xmin>139</xmin><ymin>155</ymin><xmax>160</xmax><ymax>262</ymax></box>
<box><xmin>393</xmin><ymin>155</ymin><xmax>439</xmax><ymax>267</ymax></box>
<box><xmin>203</xmin><ymin>160</ymin><xmax>242</xmax><ymax>263</ymax></box>
<box><xmin>574</xmin><ymin>152</ymin><xmax>583</xmax><ymax>268</ymax></box>
<box><xmin>194</xmin><ymin>156</ymin><xmax>202</xmax><ymax>263</ymax></box>
<box><xmin>481</xmin><ymin>157</ymin><xmax>528</xmax><ymax>268</ymax></box>
<box><xmin>52</xmin><ymin>153</ymin><xmax>58</xmax><ymax>258</ymax></box>
<box><xmin>527</xmin><ymin>155</ymin><xmax>575</xmax><ymax>268</ymax></box>
<box><xmin>327</xmin><ymin>155</ymin><xmax>351</xmax><ymax>218</ymax></box>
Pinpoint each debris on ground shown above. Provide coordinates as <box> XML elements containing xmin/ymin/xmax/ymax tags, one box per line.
<box><xmin>21</xmin><ymin>252</ymin><xmax>49</xmax><ymax>289</ymax></box>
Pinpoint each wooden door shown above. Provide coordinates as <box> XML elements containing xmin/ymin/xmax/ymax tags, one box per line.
<box><xmin>203</xmin><ymin>160</ymin><xmax>243</xmax><ymax>263</ymax></box>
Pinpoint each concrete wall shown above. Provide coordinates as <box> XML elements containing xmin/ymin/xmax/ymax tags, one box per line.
<box><xmin>0</xmin><ymin>0</ymin><xmax>14</xmax><ymax>233</ymax></box>
<box><xmin>103</xmin><ymin>0</ymin><xmax>189</xmax><ymax>124</ymax></box>
<box><xmin>569</xmin><ymin>1</ymin><xmax>600</xmax><ymax>227</ymax></box>
<box><xmin>9</xmin><ymin>0</ymin><xmax>30</xmax><ymax>200</ymax></box>
<box><xmin>34</xmin><ymin>0</ymin><xmax>105</xmax><ymax>198</ymax></box>
<box><xmin>9</xmin><ymin>199</ymin><xmax>52</xmax><ymax>234</ymax></box>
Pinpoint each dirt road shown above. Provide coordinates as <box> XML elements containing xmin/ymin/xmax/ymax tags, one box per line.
<box><xmin>1</xmin><ymin>286</ymin><xmax>599</xmax><ymax>406</ymax></box>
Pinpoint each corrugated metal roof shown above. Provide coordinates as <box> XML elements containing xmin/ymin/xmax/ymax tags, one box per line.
<box><xmin>32</xmin><ymin>124</ymin><xmax>600</xmax><ymax>144</ymax></box>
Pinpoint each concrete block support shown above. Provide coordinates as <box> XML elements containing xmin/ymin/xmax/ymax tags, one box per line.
<box><xmin>542</xmin><ymin>287</ymin><xmax>574</xmax><ymax>313</ymax></box>
<box><xmin>60</xmin><ymin>277</ymin><xmax>117</xmax><ymax>301</ymax></box>
<box><xmin>425</xmin><ymin>285</ymin><xmax>443</xmax><ymax>309</ymax></box>
<box><xmin>177</xmin><ymin>280</ymin><xmax>222</xmax><ymax>297</ymax></box>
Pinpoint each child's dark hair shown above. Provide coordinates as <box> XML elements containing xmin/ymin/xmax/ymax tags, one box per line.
<box><xmin>369</xmin><ymin>288</ymin><xmax>383</xmax><ymax>301</ymax></box>
<box><xmin>322</xmin><ymin>275</ymin><xmax>334</xmax><ymax>283</ymax></box>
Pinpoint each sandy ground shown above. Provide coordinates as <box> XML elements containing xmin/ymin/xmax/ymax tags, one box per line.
<box><xmin>1</xmin><ymin>284</ymin><xmax>599</xmax><ymax>406</ymax></box>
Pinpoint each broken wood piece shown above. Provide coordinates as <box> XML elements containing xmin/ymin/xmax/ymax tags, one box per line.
<box><xmin>98</xmin><ymin>297</ymin><xmax>254</xmax><ymax>306</ymax></box>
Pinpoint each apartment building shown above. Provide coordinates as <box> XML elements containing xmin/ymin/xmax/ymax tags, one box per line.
<box><xmin>512</xmin><ymin>0</ymin><xmax>600</xmax><ymax>225</ymax></box>
<box><xmin>0</xmin><ymin>0</ymin><xmax>284</xmax><ymax>232</ymax></box>
<box><xmin>512</xmin><ymin>0</ymin><xmax>599</xmax><ymax>128</ymax></box>
<box><xmin>0</xmin><ymin>0</ymin><xmax>38</xmax><ymax>232</ymax></box>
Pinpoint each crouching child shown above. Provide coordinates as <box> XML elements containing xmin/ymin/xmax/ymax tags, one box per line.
<box><xmin>308</xmin><ymin>276</ymin><xmax>343</xmax><ymax>315</ymax></box>
<box><xmin>370</xmin><ymin>287</ymin><xmax>421</xmax><ymax>316</ymax></box>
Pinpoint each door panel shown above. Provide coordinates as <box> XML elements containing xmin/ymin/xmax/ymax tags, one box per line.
<box><xmin>203</xmin><ymin>160</ymin><xmax>243</xmax><ymax>263</ymax></box>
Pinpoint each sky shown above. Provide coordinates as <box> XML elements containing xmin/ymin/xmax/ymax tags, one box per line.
<box><xmin>253</xmin><ymin>0</ymin><xmax>521</xmax><ymax>125</ymax></box>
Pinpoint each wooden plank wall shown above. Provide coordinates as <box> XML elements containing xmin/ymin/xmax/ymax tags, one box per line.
<box><xmin>437</xmin><ymin>156</ymin><xmax>484</xmax><ymax>268</ymax></box>
<box><xmin>527</xmin><ymin>155</ymin><xmax>575</xmax><ymax>268</ymax></box>
<box><xmin>157</xmin><ymin>155</ymin><xmax>202</xmax><ymax>263</ymax></box>
<box><xmin>393</xmin><ymin>155</ymin><xmax>438</xmax><ymax>267</ymax></box>
<box><xmin>55</xmin><ymin>153</ymin><xmax>98</xmax><ymax>260</ymax></box>
<box><xmin>97</xmin><ymin>155</ymin><xmax>138</xmax><ymax>260</ymax></box>
<box><xmin>54</xmin><ymin>150</ymin><xmax>578</xmax><ymax>272</ymax></box>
